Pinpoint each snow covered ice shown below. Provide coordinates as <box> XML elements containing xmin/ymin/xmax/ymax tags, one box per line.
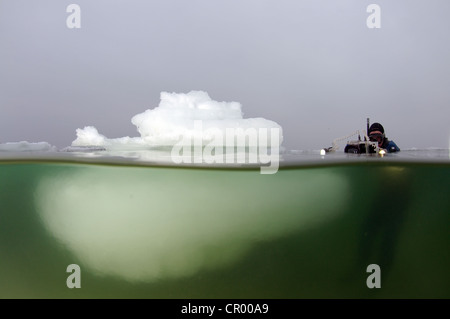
<box><xmin>0</xmin><ymin>141</ymin><xmax>57</xmax><ymax>152</ymax></box>
<box><xmin>71</xmin><ymin>90</ymin><xmax>283</xmax><ymax>148</ymax></box>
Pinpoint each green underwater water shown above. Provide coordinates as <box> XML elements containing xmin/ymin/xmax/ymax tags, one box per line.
<box><xmin>0</xmin><ymin>158</ymin><xmax>449</xmax><ymax>299</ymax></box>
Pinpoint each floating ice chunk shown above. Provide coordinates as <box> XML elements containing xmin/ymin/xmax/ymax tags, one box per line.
<box><xmin>71</xmin><ymin>91</ymin><xmax>283</xmax><ymax>148</ymax></box>
<box><xmin>72</xmin><ymin>126</ymin><xmax>108</xmax><ymax>146</ymax></box>
<box><xmin>0</xmin><ymin>141</ymin><xmax>57</xmax><ymax>152</ymax></box>
<box><xmin>60</xmin><ymin>145</ymin><xmax>107</xmax><ymax>152</ymax></box>
<box><xmin>131</xmin><ymin>91</ymin><xmax>282</xmax><ymax>146</ymax></box>
<box><xmin>131</xmin><ymin>91</ymin><xmax>242</xmax><ymax>141</ymax></box>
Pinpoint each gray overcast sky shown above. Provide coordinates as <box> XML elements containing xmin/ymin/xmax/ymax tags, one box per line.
<box><xmin>1</xmin><ymin>0</ymin><xmax>449</xmax><ymax>151</ymax></box>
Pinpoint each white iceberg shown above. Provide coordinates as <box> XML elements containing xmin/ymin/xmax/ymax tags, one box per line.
<box><xmin>72</xmin><ymin>90</ymin><xmax>283</xmax><ymax>148</ymax></box>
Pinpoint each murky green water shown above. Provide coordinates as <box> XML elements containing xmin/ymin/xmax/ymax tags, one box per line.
<box><xmin>0</xmin><ymin>158</ymin><xmax>449</xmax><ymax>298</ymax></box>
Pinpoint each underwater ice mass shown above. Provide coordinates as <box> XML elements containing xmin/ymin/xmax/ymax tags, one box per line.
<box><xmin>71</xmin><ymin>90</ymin><xmax>283</xmax><ymax>148</ymax></box>
<box><xmin>35</xmin><ymin>166</ymin><xmax>349</xmax><ymax>282</ymax></box>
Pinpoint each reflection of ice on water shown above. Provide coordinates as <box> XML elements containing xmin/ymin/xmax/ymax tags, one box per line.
<box><xmin>35</xmin><ymin>165</ymin><xmax>349</xmax><ymax>282</ymax></box>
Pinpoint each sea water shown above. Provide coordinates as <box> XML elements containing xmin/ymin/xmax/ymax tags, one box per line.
<box><xmin>0</xmin><ymin>149</ymin><xmax>449</xmax><ymax>298</ymax></box>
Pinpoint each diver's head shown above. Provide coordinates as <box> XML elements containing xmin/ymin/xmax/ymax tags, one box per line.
<box><xmin>368</xmin><ymin>122</ymin><xmax>385</xmax><ymax>147</ymax></box>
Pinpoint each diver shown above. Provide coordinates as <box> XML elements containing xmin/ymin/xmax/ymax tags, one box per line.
<box><xmin>368</xmin><ymin>122</ymin><xmax>400</xmax><ymax>153</ymax></box>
